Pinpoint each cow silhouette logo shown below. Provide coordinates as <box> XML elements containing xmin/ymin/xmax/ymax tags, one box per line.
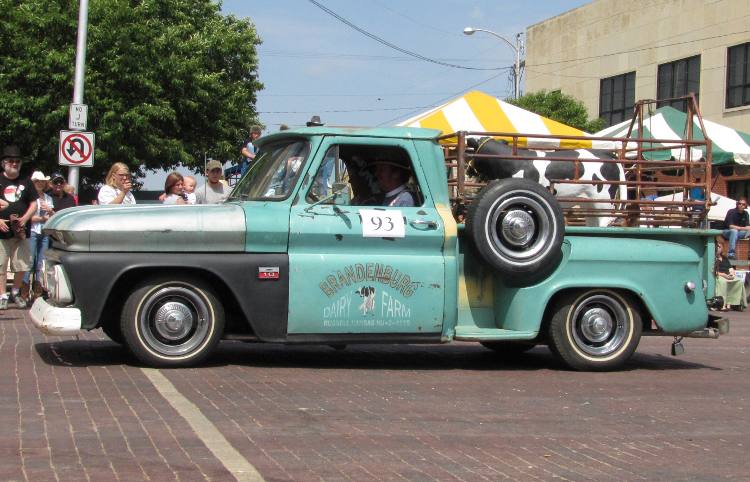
<box><xmin>355</xmin><ymin>286</ymin><xmax>376</xmax><ymax>315</ymax></box>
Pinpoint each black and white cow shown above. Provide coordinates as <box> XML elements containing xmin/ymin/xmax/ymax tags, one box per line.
<box><xmin>467</xmin><ymin>137</ymin><xmax>626</xmax><ymax>227</ymax></box>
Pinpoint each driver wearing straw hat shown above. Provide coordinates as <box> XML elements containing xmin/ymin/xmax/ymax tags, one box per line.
<box><xmin>371</xmin><ymin>158</ymin><xmax>415</xmax><ymax>207</ymax></box>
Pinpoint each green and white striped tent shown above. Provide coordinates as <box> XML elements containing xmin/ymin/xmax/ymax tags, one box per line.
<box><xmin>595</xmin><ymin>106</ymin><xmax>750</xmax><ymax>165</ymax></box>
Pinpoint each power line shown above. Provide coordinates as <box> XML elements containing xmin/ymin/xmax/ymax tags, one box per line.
<box><xmin>260</xmin><ymin>49</ymin><xmax>512</xmax><ymax>64</ymax></box>
<box><xmin>260</xmin><ymin>89</ymin><xmax>507</xmax><ymax>98</ymax></box>
<box><xmin>307</xmin><ymin>0</ymin><xmax>507</xmax><ymax>71</ymax></box>
<box><xmin>369</xmin><ymin>0</ymin><xmax>465</xmax><ymax>38</ymax></box>
<box><xmin>258</xmin><ymin>105</ymin><xmax>435</xmax><ymax>114</ymax></box>
<box><xmin>377</xmin><ymin>70</ymin><xmax>510</xmax><ymax>126</ymax></box>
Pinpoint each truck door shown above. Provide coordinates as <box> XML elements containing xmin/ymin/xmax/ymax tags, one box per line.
<box><xmin>287</xmin><ymin>138</ymin><xmax>445</xmax><ymax>336</ymax></box>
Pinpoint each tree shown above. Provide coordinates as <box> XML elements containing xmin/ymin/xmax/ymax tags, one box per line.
<box><xmin>0</xmin><ymin>0</ymin><xmax>262</xmax><ymax>188</ymax></box>
<box><xmin>509</xmin><ymin>90</ymin><xmax>605</xmax><ymax>134</ymax></box>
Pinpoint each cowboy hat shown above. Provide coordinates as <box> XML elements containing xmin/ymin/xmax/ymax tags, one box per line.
<box><xmin>1</xmin><ymin>145</ymin><xmax>25</xmax><ymax>162</ymax></box>
<box><xmin>306</xmin><ymin>115</ymin><xmax>323</xmax><ymax>127</ymax></box>
<box><xmin>370</xmin><ymin>158</ymin><xmax>411</xmax><ymax>171</ymax></box>
<box><xmin>30</xmin><ymin>171</ymin><xmax>50</xmax><ymax>181</ymax></box>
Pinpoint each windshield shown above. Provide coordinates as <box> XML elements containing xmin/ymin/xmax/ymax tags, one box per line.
<box><xmin>229</xmin><ymin>139</ymin><xmax>310</xmax><ymax>201</ymax></box>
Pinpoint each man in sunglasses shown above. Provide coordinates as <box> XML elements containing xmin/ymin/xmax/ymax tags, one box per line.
<box><xmin>722</xmin><ymin>197</ymin><xmax>750</xmax><ymax>259</ymax></box>
<box><xmin>196</xmin><ymin>159</ymin><xmax>230</xmax><ymax>204</ymax></box>
<box><xmin>49</xmin><ymin>172</ymin><xmax>77</xmax><ymax>212</ymax></box>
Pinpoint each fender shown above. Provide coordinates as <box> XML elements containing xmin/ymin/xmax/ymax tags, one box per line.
<box><xmin>52</xmin><ymin>250</ymin><xmax>289</xmax><ymax>341</ymax></box>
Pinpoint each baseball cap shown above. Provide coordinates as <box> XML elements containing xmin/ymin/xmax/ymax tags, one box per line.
<box><xmin>206</xmin><ymin>159</ymin><xmax>222</xmax><ymax>171</ymax></box>
<box><xmin>51</xmin><ymin>172</ymin><xmax>65</xmax><ymax>182</ymax></box>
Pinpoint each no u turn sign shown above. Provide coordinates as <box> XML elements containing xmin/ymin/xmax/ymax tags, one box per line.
<box><xmin>59</xmin><ymin>130</ymin><xmax>95</xmax><ymax>167</ymax></box>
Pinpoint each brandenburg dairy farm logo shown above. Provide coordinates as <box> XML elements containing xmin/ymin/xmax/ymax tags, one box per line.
<box><xmin>318</xmin><ymin>263</ymin><xmax>419</xmax><ymax>298</ymax></box>
<box><xmin>320</xmin><ymin>264</ymin><xmax>418</xmax><ymax>325</ymax></box>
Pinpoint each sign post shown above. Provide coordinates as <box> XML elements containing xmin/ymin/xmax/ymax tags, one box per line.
<box><xmin>68</xmin><ymin>0</ymin><xmax>90</xmax><ymax>194</ymax></box>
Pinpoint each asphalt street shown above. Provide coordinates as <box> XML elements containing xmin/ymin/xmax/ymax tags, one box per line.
<box><xmin>1</xmin><ymin>307</ymin><xmax>748</xmax><ymax>481</ymax></box>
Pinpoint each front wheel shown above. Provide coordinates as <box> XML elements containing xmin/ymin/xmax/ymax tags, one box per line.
<box><xmin>121</xmin><ymin>276</ymin><xmax>225</xmax><ymax>368</ymax></box>
<box><xmin>548</xmin><ymin>289</ymin><xmax>642</xmax><ymax>371</ymax></box>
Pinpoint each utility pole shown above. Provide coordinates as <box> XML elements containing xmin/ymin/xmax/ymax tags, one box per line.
<box><xmin>513</xmin><ymin>33</ymin><xmax>523</xmax><ymax>100</ymax></box>
<box><xmin>464</xmin><ymin>27</ymin><xmax>524</xmax><ymax>100</ymax></box>
<box><xmin>68</xmin><ymin>0</ymin><xmax>89</xmax><ymax>194</ymax></box>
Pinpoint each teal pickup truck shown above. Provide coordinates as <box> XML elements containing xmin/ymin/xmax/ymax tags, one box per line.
<box><xmin>30</xmin><ymin>126</ymin><xmax>727</xmax><ymax>370</ymax></box>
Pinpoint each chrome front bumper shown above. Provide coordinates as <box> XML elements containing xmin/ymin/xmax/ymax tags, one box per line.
<box><xmin>30</xmin><ymin>298</ymin><xmax>83</xmax><ymax>336</ymax></box>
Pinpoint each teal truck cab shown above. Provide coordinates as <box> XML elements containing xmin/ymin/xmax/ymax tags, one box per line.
<box><xmin>30</xmin><ymin>126</ymin><xmax>728</xmax><ymax>370</ymax></box>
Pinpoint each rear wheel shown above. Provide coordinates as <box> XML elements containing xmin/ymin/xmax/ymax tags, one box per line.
<box><xmin>121</xmin><ymin>276</ymin><xmax>225</xmax><ymax>367</ymax></box>
<box><xmin>548</xmin><ymin>289</ymin><xmax>642</xmax><ymax>371</ymax></box>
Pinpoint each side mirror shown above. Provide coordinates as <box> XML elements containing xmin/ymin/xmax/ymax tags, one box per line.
<box><xmin>332</xmin><ymin>182</ymin><xmax>351</xmax><ymax>205</ymax></box>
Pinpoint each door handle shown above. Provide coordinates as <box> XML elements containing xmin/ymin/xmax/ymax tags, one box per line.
<box><xmin>409</xmin><ymin>219</ymin><xmax>438</xmax><ymax>229</ymax></box>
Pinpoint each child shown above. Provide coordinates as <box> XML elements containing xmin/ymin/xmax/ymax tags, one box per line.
<box><xmin>183</xmin><ymin>175</ymin><xmax>197</xmax><ymax>204</ymax></box>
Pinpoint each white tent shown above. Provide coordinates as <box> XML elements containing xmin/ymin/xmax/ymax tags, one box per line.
<box><xmin>653</xmin><ymin>191</ymin><xmax>739</xmax><ymax>222</ymax></box>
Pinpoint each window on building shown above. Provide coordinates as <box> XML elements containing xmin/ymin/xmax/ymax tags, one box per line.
<box><xmin>599</xmin><ymin>72</ymin><xmax>635</xmax><ymax>127</ymax></box>
<box><xmin>657</xmin><ymin>55</ymin><xmax>701</xmax><ymax>112</ymax></box>
<box><xmin>727</xmin><ymin>179</ymin><xmax>750</xmax><ymax>205</ymax></box>
<box><xmin>727</xmin><ymin>42</ymin><xmax>750</xmax><ymax>109</ymax></box>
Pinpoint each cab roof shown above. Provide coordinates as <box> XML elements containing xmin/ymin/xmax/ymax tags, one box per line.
<box><xmin>255</xmin><ymin>126</ymin><xmax>442</xmax><ymax>148</ymax></box>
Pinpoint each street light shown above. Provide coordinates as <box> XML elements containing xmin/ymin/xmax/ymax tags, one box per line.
<box><xmin>463</xmin><ymin>27</ymin><xmax>523</xmax><ymax>100</ymax></box>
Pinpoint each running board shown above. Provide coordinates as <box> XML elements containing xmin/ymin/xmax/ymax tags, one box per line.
<box><xmin>454</xmin><ymin>327</ymin><xmax>537</xmax><ymax>341</ymax></box>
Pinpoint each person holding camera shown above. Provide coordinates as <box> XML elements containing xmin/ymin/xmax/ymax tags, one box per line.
<box><xmin>163</xmin><ymin>172</ymin><xmax>187</xmax><ymax>205</ymax></box>
<box><xmin>98</xmin><ymin>162</ymin><xmax>136</xmax><ymax>205</ymax></box>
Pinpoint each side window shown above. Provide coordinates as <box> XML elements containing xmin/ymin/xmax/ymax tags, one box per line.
<box><xmin>305</xmin><ymin>144</ymin><xmax>423</xmax><ymax>207</ymax></box>
<box><xmin>307</xmin><ymin>146</ymin><xmax>347</xmax><ymax>202</ymax></box>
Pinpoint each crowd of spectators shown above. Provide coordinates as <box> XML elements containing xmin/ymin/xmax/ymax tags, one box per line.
<box><xmin>0</xmin><ymin>145</ymin><xmax>79</xmax><ymax>308</ymax></box>
<box><xmin>0</xmin><ymin>128</ymin><xmax>266</xmax><ymax>307</ymax></box>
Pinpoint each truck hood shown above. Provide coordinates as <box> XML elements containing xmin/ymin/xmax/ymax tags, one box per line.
<box><xmin>44</xmin><ymin>203</ymin><xmax>246</xmax><ymax>252</ymax></box>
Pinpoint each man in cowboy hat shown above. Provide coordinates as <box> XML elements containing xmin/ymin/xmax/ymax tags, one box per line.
<box><xmin>372</xmin><ymin>157</ymin><xmax>416</xmax><ymax>207</ymax></box>
<box><xmin>0</xmin><ymin>145</ymin><xmax>38</xmax><ymax>309</ymax></box>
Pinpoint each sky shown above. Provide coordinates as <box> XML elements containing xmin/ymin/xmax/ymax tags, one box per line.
<box><xmin>143</xmin><ymin>0</ymin><xmax>589</xmax><ymax>189</ymax></box>
<box><xmin>223</xmin><ymin>0</ymin><xmax>590</xmax><ymax>129</ymax></box>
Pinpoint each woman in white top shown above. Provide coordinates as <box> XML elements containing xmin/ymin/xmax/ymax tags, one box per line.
<box><xmin>24</xmin><ymin>171</ymin><xmax>55</xmax><ymax>293</ymax></box>
<box><xmin>98</xmin><ymin>162</ymin><xmax>136</xmax><ymax>205</ymax></box>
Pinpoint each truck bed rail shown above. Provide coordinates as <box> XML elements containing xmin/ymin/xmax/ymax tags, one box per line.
<box><xmin>440</xmin><ymin>96</ymin><xmax>713</xmax><ymax>229</ymax></box>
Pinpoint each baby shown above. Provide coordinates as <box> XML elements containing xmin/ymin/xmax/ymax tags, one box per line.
<box><xmin>183</xmin><ymin>175</ymin><xmax>197</xmax><ymax>204</ymax></box>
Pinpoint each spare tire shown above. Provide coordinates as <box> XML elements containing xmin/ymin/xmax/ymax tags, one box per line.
<box><xmin>467</xmin><ymin>178</ymin><xmax>564</xmax><ymax>286</ymax></box>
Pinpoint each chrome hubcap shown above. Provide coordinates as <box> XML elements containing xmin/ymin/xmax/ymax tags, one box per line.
<box><xmin>571</xmin><ymin>293</ymin><xmax>630</xmax><ymax>356</ymax></box>
<box><xmin>488</xmin><ymin>194</ymin><xmax>553</xmax><ymax>262</ymax></box>
<box><xmin>138</xmin><ymin>285</ymin><xmax>211</xmax><ymax>357</ymax></box>
<box><xmin>579</xmin><ymin>307</ymin><xmax>614</xmax><ymax>343</ymax></box>
<box><xmin>154</xmin><ymin>302</ymin><xmax>194</xmax><ymax>341</ymax></box>
<box><xmin>502</xmin><ymin>210</ymin><xmax>535</xmax><ymax>247</ymax></box>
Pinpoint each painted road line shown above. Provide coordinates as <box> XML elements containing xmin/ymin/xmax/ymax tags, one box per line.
<box><xmin>141</xmin><ymin>368</ymin><xmax>264</xmax><ymax>482</ymax></box>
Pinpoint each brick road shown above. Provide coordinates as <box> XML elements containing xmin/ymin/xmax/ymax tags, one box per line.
<box><xmin>1</xmin><ymin>307</ymin><xmax>748</xmax><ymax>481</ymax></box>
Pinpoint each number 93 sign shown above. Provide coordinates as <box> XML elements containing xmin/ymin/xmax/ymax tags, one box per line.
<box><xmin>359</xmin><ymin>209</ymin><xmax>406</xmax><ymax>238</ymax></box>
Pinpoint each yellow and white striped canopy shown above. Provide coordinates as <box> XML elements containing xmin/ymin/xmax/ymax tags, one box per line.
<box><xmin>398</xmin><ymin>90</ymin><xmax>610</xmax><ymax>149</ymax></box>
